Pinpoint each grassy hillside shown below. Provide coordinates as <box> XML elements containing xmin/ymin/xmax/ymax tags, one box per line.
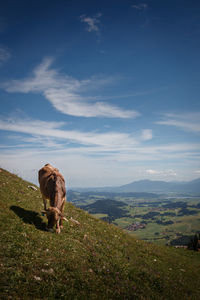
<box><xmin>0</xmin><ymin>168</ymin><xmax>200</xmax><ymax>299</ymax></box>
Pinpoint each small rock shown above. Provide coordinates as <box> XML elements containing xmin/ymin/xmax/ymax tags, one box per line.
<box><xmin>89</xmin><ymin>268</ymin><xmax>93</xmax><ymax>273</ymax></box>
<box><xmin>33</xmin><ymin>275</ymin><xmax>42</xmax><ymax>281</ymax></box>
<box><xmin>28</xmin><ymin>185</ymin><xmax>38</xmax><ymax>191</ymax></box>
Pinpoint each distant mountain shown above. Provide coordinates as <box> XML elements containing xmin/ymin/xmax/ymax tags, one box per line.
<box><xmin>72</xmin><ymin>178</ymin><xmax>200</xmax><ymax>194</ymax></box>
<box><xmin>117</xmin><ymin>180</ymin><xmax>173</xmax><ymax>193</ymax></box>
<box><xmin>117</xmin><ymin>179</ymin><xmax>200</xmax><ymax>193</ymax></box>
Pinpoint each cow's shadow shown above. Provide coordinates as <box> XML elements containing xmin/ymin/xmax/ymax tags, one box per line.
<box><xmin>10</xmin><ymin>205</ymin><xmax>46</xmax><ymax>231</ymax></box>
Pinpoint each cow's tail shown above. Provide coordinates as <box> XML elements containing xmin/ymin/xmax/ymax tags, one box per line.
<box><xmin>52</xmin><ymin>172</ymin><xmax>57</xmax><ymax>186</ymax></box>
<box><xmin>48</xmin><ymin>172</ymin><xmax>58</xmax><ymax>206</ymax></box>
<box><xmin>52</xmin><ymin>172</ymin><xmax>62</xmax><ymax>207</ymax></box>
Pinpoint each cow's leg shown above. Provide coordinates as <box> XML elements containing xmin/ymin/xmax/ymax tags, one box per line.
<box><xmin>60</xmin><ymin>197</ymin><xmax>66</xmax><ymax>229</ymax></box>
<box><xmin>43</xmin><ymin>196</ymin><xmax>47</xmax><ymax>211</ymax></box>
<box><xmin>56</xmin><ymin>220</ymin><xmax>60</xmax><ymax>234</ymax></box>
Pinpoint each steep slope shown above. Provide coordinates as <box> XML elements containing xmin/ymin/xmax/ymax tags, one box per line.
<box><xmin>0</xmin><ymin>168</ymin><xmax>200</xmax><ymax>299</ymax></box>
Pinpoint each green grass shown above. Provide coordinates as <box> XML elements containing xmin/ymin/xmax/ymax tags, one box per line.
<box><xmin>92</xmin><ymin>213</ymin><xmax>108</xmax><ymax>219</ymax></box>
<box><xmin>1</xmin><ymin>168</ymin><xmax>200</xmax><ymax>299</ymax></box>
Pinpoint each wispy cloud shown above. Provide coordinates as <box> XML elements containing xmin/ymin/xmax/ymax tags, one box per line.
<box><xmin>1</xmin><ymin>58</ymin><xmax>139</xmax><ymax>119</ymax></box>
<box><xmin>1</xmin><ymin>116</ymin><xmax>200</xmax><ymax>162</ymax></box>
<box><xmin>156</xmin><ymin>112</ymin><xmax>200</xmax><ymax>133</ymax></box>
<box><xmin>140</xmin><ymin>129</ymin><xmax>152</xmax><ymax>141</ymax></box>
<box><xmin>0</xmin><ymin>46</ymin><xmax>10</xmax><ymax>65</ymax></box>
<box><xmin>80</xmin><ymin>13</ymin><xmax>102</xmax><ymax>34</ymax></box>
<box><xmin>1</xmin><ymin>130</ymin><xmax>200</xmax><ymax>186</ymax></box>
<box><xmin>146</xmin><ymin>169</ymin><xmax>177</xmax><ymax>177</ymax></box>
<box><xmin>1</xmin><ymin>115</ymin><xmax>200</xmax><ymax>185</ymax></box>
<box><xmin>0</xmin><ymin>116</ymin><xmax>145</xmax><ymax>148</ymax></box>
<box><xmin>132</xmin><ymin>3</ymin><xmax>148</xmax><ymax>10</ymax></box>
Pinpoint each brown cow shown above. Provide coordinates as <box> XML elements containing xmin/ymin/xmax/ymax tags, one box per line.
<box><xmin>38</xmin><ymin>164</ymin><xmax>67</xmax><ymax>233</ymax></box>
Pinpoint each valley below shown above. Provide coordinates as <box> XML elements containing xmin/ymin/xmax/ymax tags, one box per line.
<box><xmin>68</xmin><ymin>190</ymin><xmax>200</xmax><ymax>246</ymax></box>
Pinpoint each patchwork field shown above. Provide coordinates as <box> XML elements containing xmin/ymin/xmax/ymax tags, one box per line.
<box><xmin>69</xmin><ymin>191</ymin><xmax>200</xmax><ymax>246</ymax></box>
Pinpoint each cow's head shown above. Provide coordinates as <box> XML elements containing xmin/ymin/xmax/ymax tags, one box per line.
<box><xmin>42</xmin><ymin>207</ymin><xmax>67</xmax><ymax>232</ymax></box>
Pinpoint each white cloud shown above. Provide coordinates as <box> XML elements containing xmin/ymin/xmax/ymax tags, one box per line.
<box><xmin>146</xmin><ymin>169</ymin><xmax>177</xmax><ymax>177</ymax></box>
<box><xmin>1</xmin><ymin>58</ymin><xmax>139</xmax><ymax>119</ymax></box>
<box><xmin>0</xmin><ymin>115</ymin><xmax>154</xmax><ymax>186</ymax></box>
<box><xmin>1</xmin><ymin>115</ymin><xmax>200</xmax><ymax>162</ymax></box>
<box><xmin>156</xmin><ymin>112</ymin><xmax>200</xmax><ymax>133</ymax></box>
<box><xmin>1</xmin><ymin>116</ymin><xmax>200</xmax><ymax>186</ymax></box>
<box><xmin>1</xmin><ymin>114</ymin><xmax>200</xmax><ymax>186</ymax></box>
<box><xmin>1</xmin><ymin>139</ymin><xmax>199</xmax><ymax>186</ymax></box>
<box><xmin>80</xmin><ymin>13</ymin><xmax>102</xmax><ymax>33</ymax></box>
<box><xmin>0</xmin><ymin>117</ymin><xmax>143</xmax><ymax>148</ymax></box>
<box><xmin>146</xmin><ymin>169</ymin><xmax>161</xmax><ymax>175</ymax></box>
<box><xmin>140</xmin><ymin>129</ymin><xmax>152</xmax><ymax>141</ymax></box>
<box><xmin>1</xmin><ymin>116</ymin><xmax>200</xmax><ymax>161</ymax></box>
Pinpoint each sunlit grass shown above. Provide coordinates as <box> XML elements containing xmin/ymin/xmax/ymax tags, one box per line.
<box><xmin>1</xmin><ymin>168</ymin><xmax>200</xmax><ymax>299</ymax></box>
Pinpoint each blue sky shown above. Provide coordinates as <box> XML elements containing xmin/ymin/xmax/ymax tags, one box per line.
<box><xmin>0</xmin><ymin>0</ymin><xmax>200</xmax><ymax>187</ymax></box>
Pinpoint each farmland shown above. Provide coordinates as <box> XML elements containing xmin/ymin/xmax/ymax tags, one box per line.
<box><xmin>68</xmin><ymin>190</ymin><xmax>200</xmax><ymax>246</ymax></box>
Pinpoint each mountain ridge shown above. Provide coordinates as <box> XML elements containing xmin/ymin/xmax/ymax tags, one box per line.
<box><xmin>72</xmin><ymin>178</ymin><xmax>200</xmax><ymax>193</ymax></box>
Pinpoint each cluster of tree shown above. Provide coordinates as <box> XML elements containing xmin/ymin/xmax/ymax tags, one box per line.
<box><xmin>134</xmin><ymin>211</ymin><xmax>160</xmax><ymax>220</ymax></box>
<box><xmin>162</xmin><ymin>212</ymin><xmax>176</xmax><ymax>216</ymax></box>
<box><xmin>81</xmin><ymin>199</ymin><xmax>129</xmax><ymax>220</ymax></box>
<box><xmin>156</xmin><ymin>220</ymin><xmax>174</xmax><ymax>225</ymax></box>
<box><xmin>162</xmin><ymin>201</ymin><xmax>187</xmax><ymax>209</ymax></box>
<box><xmin>178</xmin><ymin>208</ymin><xmax>198</xmax><ymax>216</ymax></box>
<box><xmin>188</xmin><ymin>233</ymin><xmax>200</xmax><ymax>251</ymax></box>
<box><xmin>170</xmin><ymin>233</ymin><xmax>200</xmax><ymax>250</ymax></box>
<box><xmin>170</xmin><ymin>235</ymin><xmax>192</xmax><ymax>246</ymax></box>
<box><xmin>134</xmin><ymin>200</ymin><xmax>168</xmax><ymax>208</ymax></box>
<box><xmin>102</xmin><ymin>216</ymin><xmax>116</xmax><ymax>223</ymax></box>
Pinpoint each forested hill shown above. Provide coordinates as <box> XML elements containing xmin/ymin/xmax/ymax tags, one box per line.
<box><xmin>0</xmin><ymin>168</ymin><xmax>200</xmax><ymax>299</ymax></box>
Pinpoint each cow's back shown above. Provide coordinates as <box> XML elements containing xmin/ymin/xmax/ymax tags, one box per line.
<box><xmin>38</xmin><ymin>164</ymin><xmax>66</xmax><ymax>201</ymax></box>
